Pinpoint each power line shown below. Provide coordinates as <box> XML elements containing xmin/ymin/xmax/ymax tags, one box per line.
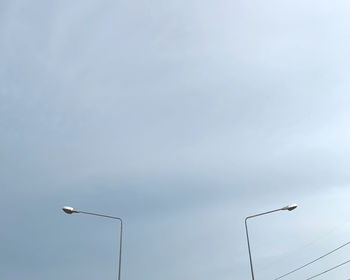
<box><xmin>304</xmin><ymin>259</ymin><xmax>350</xmax><ymax>280</ymax></box>
<box><xmin>273</xmin><ymin>241</ymin><xmax>350</xmax><ymax>280</ymax></box>
<box><xmin>257</xmin><ymin>218</ymin><xmax>350</xmax><ymax>275</ymax></box>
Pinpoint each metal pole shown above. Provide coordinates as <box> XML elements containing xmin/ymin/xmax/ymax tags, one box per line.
<box><xmin>244</xmin><ymin>207</ymin><xmax>288</xmax><ymax>280</ymax></box>
<box><xmin>77</xmin><ymin>210</ymin><xmax>123</xmax><ymax>280</ymax></box>
<box><xmin>245</xmin><ymin>217</ymin><xmax>255</xmax><ymax>280</ymax></box>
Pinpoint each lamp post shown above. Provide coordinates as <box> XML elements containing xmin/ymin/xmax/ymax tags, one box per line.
<box><xmin>62</xmin><ymin>206</ymin><xmax>123</xmax><ymax>280</ymax></box>
<box><xmin>245</xmin><ymin>204</ymin><xmax>297</xmax><ymax>280</ymax></box>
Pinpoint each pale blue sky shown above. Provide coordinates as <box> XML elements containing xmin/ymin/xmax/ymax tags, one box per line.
<box><xmin>1</xmin><ymin>1</ymin><xmax>350</xmax><ymax>279</ymax></box>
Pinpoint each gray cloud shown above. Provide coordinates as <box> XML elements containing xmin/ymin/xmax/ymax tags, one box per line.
<box><xmin>1</xmin><ymin>1</ymin><xmax>350</xmax><ymax>279</ymax></box>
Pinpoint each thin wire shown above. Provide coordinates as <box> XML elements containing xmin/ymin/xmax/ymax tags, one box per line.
<box><xmin>304</xmin><ymin>259</ymin><xmax>350</xmax><ymax>280</ymax></box>
<box><xmin>257</xmin><ymin>218</ymin><xmax>350</xmax><ymax>275</ymax></box>
<box><xmin>273</xmin><ymin>241</ymin><xmax>350</xmax><ymax>280</ymax></box>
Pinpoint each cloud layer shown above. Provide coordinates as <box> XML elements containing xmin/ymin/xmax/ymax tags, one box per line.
<box><xmin>1</xmin><ymin>1</ymin><xmax>350</xmax><ymax>279</ymax></box>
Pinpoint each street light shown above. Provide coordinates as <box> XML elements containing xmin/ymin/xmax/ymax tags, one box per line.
<box><xmin>245</xmin><ymin>204</ymin><xmax>298</xmax><ymax>280</ymax></box>
<box><xmin>62</xmin><ymin>206</ymin><xmax>123</xmax><ymax>280</ymax></box>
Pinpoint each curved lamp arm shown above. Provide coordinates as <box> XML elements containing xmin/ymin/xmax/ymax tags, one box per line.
<box><xmin>245</xmin><ymin>204</ymin><xmax>298</xmax><ymax>280</ymax></box>
<box><xmin>62</xmin><ymin>206</ymin><xmax>123</xmax><ymax>280</ymax></box>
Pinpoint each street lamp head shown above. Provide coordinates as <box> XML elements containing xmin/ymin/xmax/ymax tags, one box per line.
<box><xmin>62</xmin><ymin>206</ymin><xmax>79</xmax><ymax>214</ymax></box>
<box><xmin>282</xmin><ymin>204</ymin><xmax>298</xmax><ymax>211</ymax></box>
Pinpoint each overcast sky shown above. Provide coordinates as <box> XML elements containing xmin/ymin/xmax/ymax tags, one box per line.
<box><xmin>1</xmin><ymin>1</ymin><xmax>350</xmax><ymax>280</ymax></box>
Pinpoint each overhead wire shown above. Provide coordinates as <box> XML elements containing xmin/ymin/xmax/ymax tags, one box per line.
<box><xmin>304</xmin><ymin>259</ymin><xmax>350</xmax><ymax>280</ymax></box>
<box><xmin>273</xmin><ymin>240</ymin><xmax>350</xmax><ymax>280</ymax></box>
<box><xmin>257</xmin><ymin>218</ymin><xmax>350</xmax><ymax>275</ymax></box>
